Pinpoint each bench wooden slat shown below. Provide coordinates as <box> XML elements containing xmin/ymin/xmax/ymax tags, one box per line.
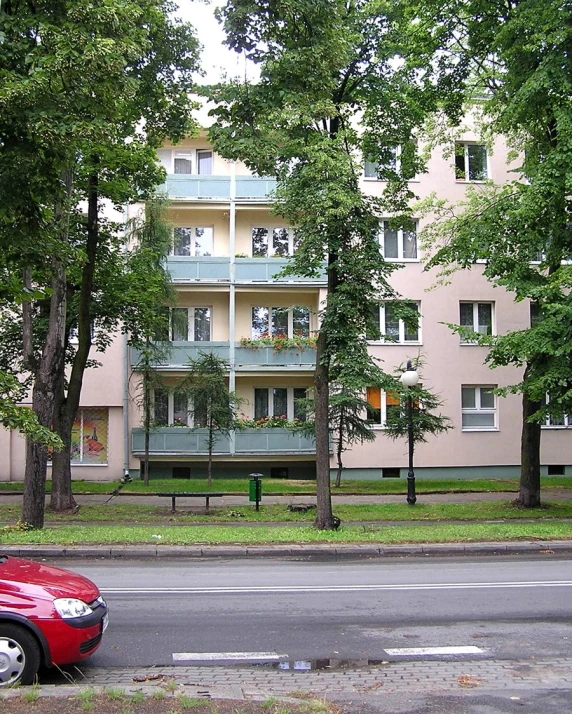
<box><xmin>156</xmin><ymin>492</ymin><xmax>224</xmax><ymax>515</ymax></box>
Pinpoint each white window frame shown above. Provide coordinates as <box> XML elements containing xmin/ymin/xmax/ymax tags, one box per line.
<box><xmin>171</xmin><ymin>225</ymin><xmax>214</xmax><ymax>257</ymax></box>
<box><xmin>170</xmin><ymin>307</ymin><xmax>212</xmax><ymax>342</ymax></box>
<box><xmin>158</xmin><ymin>149</ymin><xmax>214</xmax><ymax>175</ymax></box>
<box><xmin>251</xmin><ymin>306</ymin><xmax>311</xmax><ymax>339</ymax></box>
<box><xmin>459</xmin><ymin>301</ymin><xmax>495</xmax><ymax>343</ymax></box>
<box><xmin>152</xmin><ymin>389</ymin><xmax>196</xmax><ymax>427</ymax></box>
<box><xmin>251</xmin><ymin>226</ymin><xmax>297</xmax><ymax>257</ymax></box>
<box><xmin>365</xmin><ymin>388</ymin><xmax>402</xmax><ymax>428</ymax></box>
<box><xmin>69</xmin><ymin>323</ymin><xmax>95</xmax><ymax>344</ymax></box>
<box><xmin>364</xmin><ymin>142</ymin><xmax>419</xmax><ymax>181</ymax></box>
<box><xmin>378</xmin><ymin>220</ymin><xmax>419</xmax><ymax>261</ymax></box>
<box><xmin>455</xmin><ymin>142</ymin><xmax>489</xmax><ymax>182</ymax></box>
<box><xmin>461</xmin><ymin>385</ymin><xmax>497</xmax><ymax>431</ymax></box>
<box><xmin>542</xmin><ymin>395</ymin><xmax>571</xmax><ymax>428</ymax></box>
<box><xmin>253</xmin><ymin>386</ymin><xmax>307</xmax><ymax>421</ymax></box>
<box><xmin>368</xmin><ymin>302</ymin><xmax>421</xmax><ymax>344</ymax></box>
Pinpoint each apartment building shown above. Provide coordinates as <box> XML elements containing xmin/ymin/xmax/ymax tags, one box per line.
<box><xmin>1</xmin><ymin>130</ymin><xmax>570</xmax><ymax>482</ymax></box>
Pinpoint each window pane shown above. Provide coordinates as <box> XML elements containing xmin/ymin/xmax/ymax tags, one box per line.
<box><xmin>293</xmin><ymin>230</ymin><xmax>301</xmax><ymax>253</ymax></box>
<box><xmin>404</xmin><ymin>303</ymin><xmax>419</xmax><ymax>341</ymax></box>
<box><xmin>194</xmin><ymin>227</ymin><xmax>213</xmax><ymax>256</ymax></box>
<box><xmin>366</xmin><ymin>304</ymin><xmax>380</xmax><ymax>341</ymax></box>
<box><xmin>366</xmin><ymin>387</ymin><xmax>381</xmax><ymax>423</ymax></box>
<box><xmin>364</xmin><ymin>160</ymin><xmax>378</xmax><ymax>178</ymax></box>
<box><xmin>271</xmin><ymin>307</ymin><xmax>288</xmax><ymax>336</ymax></box>
<box><xmin>272</xmin><ymin>228</ymin><xmax>290</xmax><ymax>256</ymax></box>
<box><xmin>383</xmin><ymin>223</ymin><xmax>398</xmax><ymax>259</ymax></box>
<box><xmin>197</xmin><ymin>150</ymin><xmax>212</xmax><ymax>175</ymax></box>
<box><xmin>154</xmin><ymin>389</ymin><xmax>169</xmax><ymax>426</ymax></box>
<box><xmin>254</xmin><ymin>389</ymin><xmax>268</xmax><ymax>420</ymax></box>
<box><xmin>477</xmin><ymin>303</ymin><xmax>492</xmax><ymax>334</ymax></box>
<box><xmin>171</xmin><ymin>308</ymin><xmax>188</xmax><ymax>341</ymax></box>
<box><xmin>153</xmin><ymin>307</ymin><xmax>170</xmax><ymax>341</ymax></box>
<box><xmin>194</xmin><ymin>308</ymin><xmax>211</xmax><ymax>341</ymax></box>
<box><xmin>379</xmin><ymin>146</ymin><xmax>398</xmax><ymax>173</ymax></box>
<box><xmin>462</xmin><ymin>412</ymin><xmax>495</xmax><ymax>428</ymax></box>
<box><xmin>530</xmin><ymin>302</ymin><xmax>542</xmax><ymax>326</ymax></box>
<box><xmin>194</xmin><ymin>395</ymin><xmax>208</xmax><ymax>428</ymax></box>
<box><xmin>383</xmin><ymin>304</ymin><xmax>400</xmax><ymax>341</ymax></box>
<box><xmin>173</xmin><ymin>227</ymin><xmax>191</xmax><ymax>256</ymax></box>
<box><xmin>403</xmin><ymin>228</ymin><xmax>417</xmax><ymax>259</ymax></box>
<box><xmin>480</xmin><ymin>388</ymin><xmax>495</xmax><ymax>409</ymax></box>
<box><xmin>252</xmin><ymin>307</ymin><xmax>269</xmax><ymax>338</ymax></box>
<box><xmin>173</xmin><ymin>393</ymin><xmax>188</xmax><ymax>423</ymax></box>
<box><xmin>455</xmin><ymin>144</ymin><xmax>466</xmax><ymax>180</ymax></box>
<box><xmin>461</xmin><ymin>387</ymin><xmax>476</xmax><ymax>409</ymax></box>
<box><xmin>273</xmin><ymin>388</ymin><xmax>288</xmax><ymax>418</ymax></box>
<box><xmin>174</xmin><ymin>157</ymin><xmax>192</xmax><ymax>174</ymax></box>
<box><xmin>468</xmin><ymin>144</ymin><xmax>487</xmax><ymax>180</ymax></box>
<box><xmin>294</xmin><ymin>388</ymin><xmax>307</xmax><ymax>421</ymax></box>
<box><xmin>292</xmin><ymin>307</ymin><xmax>310</xmax><ymax>337</ymax></box>
<box><xmin>252</xmin><ymin>227</ymin><xmax>269</xmax><ymax>257</ymax></box>
<box><xmin>460</xmin><ymin>302</ymin><xmax>474</xmax><ymax>327</ymax></box>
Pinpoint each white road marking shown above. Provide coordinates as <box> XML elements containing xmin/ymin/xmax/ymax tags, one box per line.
<box><xmin>384</xmin><ymin>646</ymin><xmax>486</xmax><ymax>656</ymax></box>
<box><xmin>101</xmin><ymin>580</ymin><xmax>572</xmax><ymax>596</ymax></box>
<box><xmin>172</xmin><ymin>651</ymin><xmax>288</xmax><ymax>662</ymax></box>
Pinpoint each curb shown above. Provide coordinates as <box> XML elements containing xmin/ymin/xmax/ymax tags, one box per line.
<box><xmin>1</xmin><ymin>540</ymin><xmax>571</xmax><ymax>560</ymax></box>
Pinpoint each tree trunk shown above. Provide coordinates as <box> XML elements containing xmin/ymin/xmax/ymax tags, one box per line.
<box><xmin>51</xmin><ymin>167</ymin><xmax>98</xmax><ymax>510</ymax></box>
<box><xmin>517</xmin><ymin>381</ymin><xmax>542</xmax><ymax>508</ymax></box>
<box><xmin>207</xmin><ymin>412</ymin><xmax>213</xmax><ymax>488</ymax></box>
<box><xmin>22</xmin><ymin>260</ymin><xmax>67</xmax><ymax>528</ymax></box>
<box><xmin>143</xmin><ymin>364</ymin><xmax>151</xmax><ymax>486</ymax></box>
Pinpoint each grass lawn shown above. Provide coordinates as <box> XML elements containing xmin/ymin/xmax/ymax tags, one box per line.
<box><xmin>0</xmin><ymin>475</ymin><xmax>570</xmax><ymax>496</ymax></box>
<box><xmin>2</xmin><ymin>500</ymin><xmax>572</xmax><ymax>525</ymax></box>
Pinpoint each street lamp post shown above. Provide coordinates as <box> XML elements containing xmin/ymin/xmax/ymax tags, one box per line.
<box><xmin>400</xmin><ymin>360</ymin><xmax>419</xmax><ymax>505</ymax></box>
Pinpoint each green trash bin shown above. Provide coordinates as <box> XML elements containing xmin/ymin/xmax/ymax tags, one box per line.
<box><xmin>249</xmin><ymin>473</ymin><xmax>263</xmax><ymax>509</ymax></box>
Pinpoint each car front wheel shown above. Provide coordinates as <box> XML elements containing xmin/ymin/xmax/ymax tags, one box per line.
<box><xmin>0</xmin><ymin>623</ymin><xmax>41</xmax><ymax>687</ymax></box>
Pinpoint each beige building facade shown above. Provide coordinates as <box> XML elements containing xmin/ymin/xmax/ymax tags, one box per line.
<box><xmin>1</xmin><ymin>131</ymin><xmax>570</xmax><ymax>482</ymax></box>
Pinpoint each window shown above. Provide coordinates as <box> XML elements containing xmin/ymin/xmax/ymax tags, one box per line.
<box><xmin>152</xmin><ymin>389</ymin><xmax>206</xmax><ymax>427</ymax></box>
<box><xmin>173</xmin><ymin>226</ymin><xmax>213</xmax><ymax>256</ymax></box>
<box><xmin>170</xmin><ymin>307</ymin><xmax>211</xmax><ymax>341</ymax></box>
<box><xmin>196</xmin><ymin>150</ymin><xmax>213</xmax><ymax>175</ymax></box>
<box><xmin>459</xmin><ymin>302</ymin><xmax>493</xmax><ymax>342</ymax></box>
<box><xmin>174</xmin><ymin>153</ymin><xmax>193</xmax><ymax>174</ymax></box>
<box><xmin>365</xmin><ymin>387</ymin><xmax>400</xmax><ymax>426</ymax></box>
<box><xmin>455</xmin><ymin>143</ymin><xmax>488</xmax><ymax>181</ymax></box>
<box><xmin>378</xmin><ymin>220</ymin><xmax>418</xmax><ymax>260</ymax></box>
<box><xmin>364</xmin><ymin>141</ymin><xmax>418</xmax><ymax>180</ymax></box>
<box><xmin>251</xmin><ymin>226</ymin><xmax>298</xmax><ymax>257</ymax></box>
<box><xmin>251</xmin><ymin>306</ymin><xmax>310</xmax><ymax>338</ymax></box>
<box><xmin>70</xmin><ymin>408</ymin><xmax>108</xmax><ymax>465</ymax></box>
<box><xmin>254</xmin><ymin>387</ymin><xmax>308</xmax><ymax>421</ymax></box>
<box><xmin>368</xmin><ymin>303</ymin><xmax>420</xmax><ymax>343</ymax></box>
<box><xmin>69</xmin><ymin>323</ymin><xmax>95</xmax><ymax>343</ymax></box>
<box><xmin>542</xmin><ymin>395</ymin><xmax>571</xmax><ymax>428</ymax></box>
<box><xmin>530</xmin><ymin>301</ymin><xmax>542</xmax><ymax>327</ymax></box>
<box><xmin>461</xmin><ymin>386</ymin><xmax>497</xmax><ymax>430</ymax></box>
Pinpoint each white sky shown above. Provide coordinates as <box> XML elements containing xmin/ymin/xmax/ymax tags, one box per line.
<box><xmin>174</xmin><ymin>1</ymin><xmax>249</xmax><ymax>84</ymax></box>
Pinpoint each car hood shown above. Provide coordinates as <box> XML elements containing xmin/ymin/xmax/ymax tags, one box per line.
<box><xmin>0</xmin><ymin>556</ymin><xmax>101</xmax><ymax>602</ymax></box>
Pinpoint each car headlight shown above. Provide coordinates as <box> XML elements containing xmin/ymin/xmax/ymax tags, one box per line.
<box><xmin>53</xmin><ymin>598</ymin><xmax>93</xmax><ymax>619</ymax></box>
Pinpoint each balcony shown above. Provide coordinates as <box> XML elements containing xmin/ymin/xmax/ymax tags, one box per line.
<box><xmin>130</xmin><ymin>343</ymin><xmax>315</xmax><ymax>369</ymax></box>
<box><xmin>160</xmin><ymin>175</ymin><xmax>277</xmax><ymax>201</ymax></box>
<box><xmin>167</xmin><ymin>257</ymin><xmax>231</xmax><ymax>282</ymax></box>
<box><xmin>131</xmin><ymin>427</ymin><xmax>317</xmax><ymax>456</ymax></box>
<box><xmin>235</xmin><ymin>258</ymin><xmax>326</xmax><ymax>283</ymax></box>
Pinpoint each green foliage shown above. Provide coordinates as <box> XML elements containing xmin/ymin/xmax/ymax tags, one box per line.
<box><xmin>239</xmin><ymin>335</ymin><xmax>317</xmax><ymax>351</ymax></box>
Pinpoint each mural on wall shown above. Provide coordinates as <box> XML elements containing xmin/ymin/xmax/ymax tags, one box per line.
<box><xmin>71</xmin><ymin>408</ymin><xmax>108</xmax><ymax>465</ymax></box>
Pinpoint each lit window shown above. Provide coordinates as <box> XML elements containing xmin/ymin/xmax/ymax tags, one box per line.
<box><xmin>379</xmin><ymin>221</ymin><xmax>418</xmax><ymax>260</ymax></box>
<box><xmin>366</xmin><ymin>388</ymin><xmax>401</xmax><ymax>426</ymax></box>
<box><xmin>251</xmin><ymin>226</ymin><xmax>296</xmax><ymax>257</ymax></box>
<box><xmin>461</xmin><ymin>386</ymin><xmax>496</xmax><ymax>430</ymax></box>
<box><xmin>455</xmin><ymin>143</ymin><xmax>488</xmax><ymax>181</ymax></box>
<box><xmin>251</xmin><ymin>306</ymin><xmax>310</xmax><ymax>338</ymax></box>
<box><xmin>367</xmin><ymin>303</ymin><xmax>420</xmax><ymax>343</ymax></box>
<box><xmin>459</xmin><ymin>302</ymin><xmax>494</xmax><ymax>342</ymax></box>
<box><xmin>173</xmin><ymin>226</ymin><xmax>213</xmax><ymax>256</ymax></box>
<box><xmin>170</xmin><ymin>307</ymin><xmax>211</xmax><ymax>342</ymax></box>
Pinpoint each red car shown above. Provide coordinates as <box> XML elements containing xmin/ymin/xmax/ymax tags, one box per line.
<box><xmin>0</xmin><ymin>555</ymin><xmax>108</xmax><ymax>686</ymax></box>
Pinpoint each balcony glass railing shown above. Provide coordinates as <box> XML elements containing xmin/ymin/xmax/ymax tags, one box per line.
<box><xmin>130</xmin><ymin>343</ymin><xmax>230</xmax><ymax>368</ymax></box>
<box><xmin>131</xmin><ymin>427</ymin><xmax>317</xmax><ymax>455</ymax></box>
<box><xmin>159</xmin><ymin>175</ymin><xmax>278</xmax><ymax>201</ymax></box>
<box><xmin>235</xmin><ymin>258</ymin><xmax>326</xmax><ymax>282</ymax></box>
<box><xmin>167</xmin><ymin>257</ymin><xmax>231</xmax><ymax>282</ymax></box>
<box><xmin>130</xmin><ymin>343</ymin><xmax>315</xmax><ymax>368</ymax></box>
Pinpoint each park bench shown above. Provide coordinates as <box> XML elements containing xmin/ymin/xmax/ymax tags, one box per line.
<box><xmin>157</xmin><ymin>492</ymin><xmax>223</xmax><ymax>515</ymax></box>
